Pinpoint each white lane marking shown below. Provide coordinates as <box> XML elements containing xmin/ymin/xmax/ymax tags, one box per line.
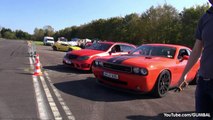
<box><xmin>39</xmin><ymin>76</ymin><xmax>62</xmax><ymax>120</ymax></box>
<box><xmin>29</xmin><ymin>58</ymin><xmax>50</xmax><ymax>119</ymax></box>
<box><xmin>44</xmin><ymin>71</ymin><xmax>75</xmax><ymax>120</ymax></box>
<box><xmin>28</xmin><ymin>41</ymin><xmax>75</xmax><ymax>120</ymax></box>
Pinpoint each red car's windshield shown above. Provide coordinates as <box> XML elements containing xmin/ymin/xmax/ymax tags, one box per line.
<box><xmin>130</xmin><ymin>45</ymin><xmax>176</xmax><ymax>59</ymax></box>
<box><xmin>86</xmin><ymin>43</ymin><xmax>112</xmax><ymax>51</ymax></box>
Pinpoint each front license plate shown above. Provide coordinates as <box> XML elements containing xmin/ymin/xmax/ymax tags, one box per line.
<box><xmin>103</xmin><ymin>72</ymin><xmax>119</xmax><ymax>79</ymax></box>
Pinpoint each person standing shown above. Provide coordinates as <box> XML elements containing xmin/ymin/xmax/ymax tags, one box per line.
<box><xmin>178</xmin><ymin>0</ymin><xmax>213</xmax><ymax>120</ymax></box>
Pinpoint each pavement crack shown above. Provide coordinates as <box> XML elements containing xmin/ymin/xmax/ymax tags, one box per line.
<box><xmin>10</xmin><ymin>51</ymin><xmax>15</xmax><ymax>56</ymax></box>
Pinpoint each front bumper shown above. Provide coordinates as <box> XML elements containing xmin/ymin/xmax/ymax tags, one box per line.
<box><xmin>63</xmin><ymin>57</ymin><xmax>91</xmax><ymax>70</ymax></box>
<box><xmin>92</xmin><ymin>66</ymin><xmax>157</xmax><ymax>93</ymax></box>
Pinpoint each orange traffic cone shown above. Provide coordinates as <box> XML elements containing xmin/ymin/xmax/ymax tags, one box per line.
<box><xmin>35</xmin><ymin>54</ymin><xmax>40</xmax><ymax>64</ymax></box>
<box><xmin>33</xmin><ymin>54</ymin><xmax>42</xmax><ymax>76</ymax></box>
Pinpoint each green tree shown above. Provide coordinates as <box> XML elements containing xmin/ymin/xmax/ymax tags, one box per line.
<box><xmin>15</xmin><ymin>30</ymin><xmax>31</xmax><ymax>39</ymax></box>
<box><xmin>123</xmin><ymin>13</ymin><xmax>143</xmax><ymax>44</ymax></box>
<box><xmin>179</xmin><ymin>3</ymin><xmax>209</xmax><ymax>47</ymax></box>
<box><xmin>43</xmin><ymin>25</ymin><xmax>54</xmax><ymax>37</ymax></box>
<box><xmin>1</xmin><ymin>28</ymin><xmax>12</xmax><ymax>38</ymax></box>
<box><xmin>54</xmin><ymin>26</ymin><xmax>80</xmax><ymax>40</ymax></box>
<box><xmin>140</xmin><ymin>4</ymin><xmax>180</xmax><ymax>44</ymax></box>
<box><xmin>52</xmin><ymin>3</ymin><xmax>209</xmax><ymax>47</ymax></box>
<box><xmin>3</xmin><ymin>31</ymin><xmax>17</xmax><ymax>39</ymax></box>
<box><xmin>33</xmin><ymin>28</ymin><xmax>45</xmax><ymax>41</ymax></box>
<box><xmin>0</xmin><ymin>26</ymin><xmax>2</xmax><ymax>38</ymax></box>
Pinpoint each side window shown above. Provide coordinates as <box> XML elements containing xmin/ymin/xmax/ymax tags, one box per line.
<box><xmin>111</xmin><ymin>45</ymin><xmax>121</xmax><ymax>53</ymax></box>
<box><xmin>120</xmin><ymin>45</ymin><xmax>135</xmax><ymax>52</ymax></box>
<box><xmin>178</xmin><ymin>49</ymin><xmax>189</xmax><ymax>59</ymax></box>
<box><xmin>186</xmin><ymin>49</ymin><xmax>191</xmax><ymax>55</ymax></box>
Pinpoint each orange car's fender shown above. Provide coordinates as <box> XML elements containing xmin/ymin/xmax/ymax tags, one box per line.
<box><xmin>147</xmin><ymin>66</ymin><xmax>172</xmax><ymax>91</ymax></box>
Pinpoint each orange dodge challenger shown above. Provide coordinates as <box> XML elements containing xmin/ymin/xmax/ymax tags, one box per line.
<box><xmin>92</xmin><ymin>44</ymin><xmax>200</xmax><ymax>97</ymax></box>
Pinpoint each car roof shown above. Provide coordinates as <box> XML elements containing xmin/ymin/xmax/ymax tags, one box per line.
<box><xmin>142</xmin><ymin>43</ymin><xmax>191</xmax><ymax>50</ymax></box>
<box><xmin>99</xmin><ymin>41</ymin><xmax>136</xmax><ymax>46</ymax></box>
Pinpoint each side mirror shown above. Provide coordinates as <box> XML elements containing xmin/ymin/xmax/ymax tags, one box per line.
<box><xmin>179</xmin><ymin>55</ymin><xmax>189</xmax><ymax>62</ymax></box>
<box><xmin>109</xmin><ymin>51</ymin><xmax>112</xmax><ymax>55</ymax></box>
<box><xmin>183</xmin><ymin>55</ymin><xmax>189</xmax><ymax>60</ymax></box>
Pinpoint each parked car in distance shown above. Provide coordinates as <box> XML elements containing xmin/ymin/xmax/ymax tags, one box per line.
<box><xmin>63</xmin><ymin>42</ymin><xmax>136</xmax><ymax>70</ymax></box>
<box><xmin>52</xmin><ymin>37</ymin><xmax>82</xmax><ymax>51</ymax></box>
<box><xmin>52</xmin><ymin>42</ymin><xmax>81</xmax><ymax>52</ymax></box>
<box><xmin>92</xmin><ymin>44</ymin><xmax>200</xmax><ymax>97</ymax></box>
<box><xmin>43</xmin><ymin>36</ymin><xmax>54</xmax><ymax>46</ymax></box>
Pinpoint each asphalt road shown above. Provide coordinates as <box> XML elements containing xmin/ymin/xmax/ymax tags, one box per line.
<box><xmin>37</xmin><ymin>43</ymin><xmax>197</xmax><ymax>120</ymax></box>
<box><xmin>0</xmin><ymin>39</ymin><xmax>38</xmax><ymax>119</ymax></box>
<box><xmin>0</xmin><ymin>39</ymin><xmax>197</xmax><ymax>120</ymax></box>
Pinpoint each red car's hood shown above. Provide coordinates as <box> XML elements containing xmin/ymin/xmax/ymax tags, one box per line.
<box><xmin>69</xmin><ymin>49</ymin><xmax>105</xmax><ymax>56</ymax></box>
<box><xmin>104</xmin><ymin>55</ymin><xmax>172</xmax><ymax>67</ymax></box>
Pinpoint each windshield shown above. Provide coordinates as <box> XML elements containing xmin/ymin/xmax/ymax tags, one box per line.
<box><xmin>59</xmin><ymin>38</ymin><xmax>67</xmax><ymax>42</ymax></box>
<box><xmin>130</xmin><ymin>45</ymin><xmax>176</xmax><ymax>59</ymax></box>
<box><xmin>71</xmin><ymin>39</ymin><xmax>78</xmax><ymax>41</ymax></box>
<box><xmin>86</xmin><ymin>43</ymin><xmax>112</xmax><ymax>51</ymax></box>
<box><xmin>47</xmin><ymin>39</ymin><xmax>54</xmax><ymax>41</ymax></box>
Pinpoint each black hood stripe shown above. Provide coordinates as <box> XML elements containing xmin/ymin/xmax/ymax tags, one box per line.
<box><xmin>107</xmin><ymin>55</ymin><xmax>139</xmax><ymax>64</ymax></box>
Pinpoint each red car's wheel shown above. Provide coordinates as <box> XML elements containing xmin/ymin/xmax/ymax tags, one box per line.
<box><xmin>153</xmin><ymin>70</ymin><xmax>171</xmax><ymax>98</ymax></box>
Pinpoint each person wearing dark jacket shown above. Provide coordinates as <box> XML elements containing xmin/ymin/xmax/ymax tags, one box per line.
<box><xmin>178</xmin><ymin>0</ymin><xmax>213</xmax><ymax>120</ymax></box>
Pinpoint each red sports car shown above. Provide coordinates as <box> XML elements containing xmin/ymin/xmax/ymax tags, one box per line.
<box><xmin>63</xmin><ymin>42</ymin><xmax>136</xmax><ymax>70</ymax></box>
<box><xmin>92</xmin><ymin>44</ymin><xmax>200</xmax><ymax>97</ymax></box>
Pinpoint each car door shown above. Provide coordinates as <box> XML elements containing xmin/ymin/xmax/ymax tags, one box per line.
<box><xmin>185</xmin><ymin>49</ymin><xmax>199</xmax><ymax>80</ymax></box>
<box><xmin>110</xmin><ymin>45</ymin><xmax>122</xmax><ymax>56</ymax></box>
<box><xmin>110</xmin><ymin>44</ymin><xmax>135</xmax><ymax>56</ymax></box>
<box><xmin>171</xmin><ymin>48</ymin><xmax>190</xmax><ymax>86</ymax></box>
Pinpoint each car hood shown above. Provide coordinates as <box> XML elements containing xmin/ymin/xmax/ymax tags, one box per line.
<box><xmin>69</xmin><ymin>49</ymin><xmax>105</xmax><ymax>56</ymax></box>
<box><xmin>104</xmin><ymin>55</ymin><xmax>172</xmax><ymax>68</ymax></box>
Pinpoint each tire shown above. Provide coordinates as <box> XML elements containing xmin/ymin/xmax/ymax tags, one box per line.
<box><xmin>53</xmin><ymin>46</ymin><xmax>57</xmax><ymax>51</ymax></box>
<box><xmin>152</xmin><ymin>70</ymin><xmax>171</xmax><ymax>98</ymax></box>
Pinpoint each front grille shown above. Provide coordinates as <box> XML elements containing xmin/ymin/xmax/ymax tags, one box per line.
<box><xmin>102</xmin><ymin>76</ymin><xmax>128</xmax><ymax>85</ymax></box>
<box><xmin>63</xmin><ymin>61</ymin><xmax>74</xmax><ymax>67</ymax></box>
<box><xmin>103</xmin><ymin>62</ymin><xmax>132</xmax><ymax>73</ymax></box>
<box><xmin>66</xmin><ymin>54</ymin><xmax>78</xmax><ymax>59</ymax></box>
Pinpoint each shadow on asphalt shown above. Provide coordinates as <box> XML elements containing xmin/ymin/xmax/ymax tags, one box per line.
<box><xmin>18</xmin><ymin>72</ymin><xmax>33</xmax><ymax>75</ymax></box>
<box><xmin>126</xmin><ymin>111</ymin><xmax>196</xmax><ymax>120</ymax></box>
<box><xmin>54</xmin><ymin>77</ymin><xmax>157</xmax><ymax>102</ymax></box>
<box><xmin>42</xmin><ymin>64</ymin><xmax>92</xmax><ymax>74</ymax></box>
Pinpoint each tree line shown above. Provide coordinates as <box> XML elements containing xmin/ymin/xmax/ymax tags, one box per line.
<box><xmin>0</xmin><ymin>3</ymin><xmax>209</xmax><ymax>47</ymax></box>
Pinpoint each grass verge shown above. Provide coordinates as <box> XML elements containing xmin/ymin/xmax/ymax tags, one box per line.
<box><xmin>33</xmin><ymin>41</ymin><xmax>43</xmax><ymax>46</ymax></box>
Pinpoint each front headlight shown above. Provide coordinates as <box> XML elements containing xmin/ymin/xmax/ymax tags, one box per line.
<box><xmin>77</xmin><ymin>56</ymin><xmax>90</xmax><ymax>60</ymax></box>
<box><xmin>132</xmin><ymin>67</ymin><xmax>148</xmax><ymax>76</ymax></box>
<box><xmin>133</xmin><ymin>67</ymin><xmax>140</xmax><ymax>74</ymax></box>
<box><xmin>94</xmin><ymin>60</ymin><xmax>104</xmax><ymax>67</ymax></box>
<box><xmin>95</xmin><ymin>61</ymin><xmax>99</xmax><ymax>66</ymax></box>
<box><xmin>99</xmin><ymin>61</ymin><xmax>103</xmax><ymax>66</ymax></box>
<box><xmin>64</xmin><ymin>53</ymin><xmax>69</xmax><ymax>58</ymax></box>
<box><xmin>140</xmin><ymin>68</ymin><xmax>148</xmax><ymax>75</ymax></box>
